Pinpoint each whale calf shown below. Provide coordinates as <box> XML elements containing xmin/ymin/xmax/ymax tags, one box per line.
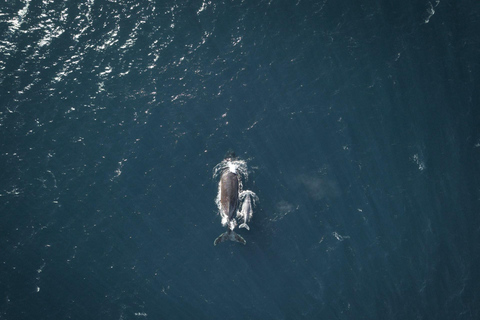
<box><xmin>238</xmin><ymin>190</ymin><xmax>258</xmax><ymax>230</ymax></box>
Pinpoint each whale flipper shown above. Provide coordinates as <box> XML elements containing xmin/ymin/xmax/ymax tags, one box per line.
<box><xmin>239</xmin><ymin>223</ymin><xmax>250</xmax><ymax>230</ymax></box>
<box><xmin>214</xmin><ymin>230</ymin><xmax>246</xmax><ymax>246</ymax></box>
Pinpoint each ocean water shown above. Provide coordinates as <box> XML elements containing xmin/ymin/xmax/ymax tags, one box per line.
<box><xmin>1</xmin><ymin>0</ymin><xmax>479</xmax><ymax>319</ymax></box>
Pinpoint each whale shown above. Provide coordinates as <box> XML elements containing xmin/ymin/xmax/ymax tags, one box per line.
<box><xmin>213</xmin><ymin>153</ymin><xmax>247</xmax><ymax>246</ymax></box>
<box><xmin>214</xmin><ymin>170</ymin><xmax>246</xmax><ymax>245</ymax></box>
<box><xmin>238</xmin><ymin>193</ymin><xmax>251</xmax><ymax>230</ymax></box>
<box><xmin>220</xmin><ymin>171</ymin><xmax>239</xmax><ymax>228</ymax></box>
<box><xmin>238</xmin><ymin>190</ymin><xmax>258</xmax><ymax>230</ymax></box>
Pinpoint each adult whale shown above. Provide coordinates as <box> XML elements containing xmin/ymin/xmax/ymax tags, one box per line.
<box><xmin>213</xmin><ymin>152</ymin><xmax>246</xmax><ymax>245</ymax></box>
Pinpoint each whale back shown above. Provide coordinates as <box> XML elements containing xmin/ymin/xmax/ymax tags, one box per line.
<box><xmin>220</xmin><ymin>172</ymin><xmax>239</xmax><ymax>220</ymax></box>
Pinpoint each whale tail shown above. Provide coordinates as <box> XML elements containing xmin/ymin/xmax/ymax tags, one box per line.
<box><xmin>239</xmin><ymin>223</ymin><xmax>250</xmax><ymax>230</ymax></box>
<box><xmin>214</xmin><ymin>230</ymin><xmax>246</xmax><ymax>246</ymax></box>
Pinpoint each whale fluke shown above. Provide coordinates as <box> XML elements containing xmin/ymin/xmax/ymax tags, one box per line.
<box><xmin>239</xmin><ymin>223</ymin><xmax>250</xmax><ymax>230</ymax></box>
<box><xmin>214</xmin><ymin>230</ymin><xmax>246</xmax><ymax>246</ymax></box>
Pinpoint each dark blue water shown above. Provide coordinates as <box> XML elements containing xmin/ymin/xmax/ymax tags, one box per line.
<box><xmin>1</xmin><ymin>0</ymin><xmax>479</xmax><ymax>319</ymax></box>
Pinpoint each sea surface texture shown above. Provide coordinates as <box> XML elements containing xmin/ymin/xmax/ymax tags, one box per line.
<box><xmin>1</xmin><ymin>0</ymin><xmax>479</xmax><ymax>319</ymax></box>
